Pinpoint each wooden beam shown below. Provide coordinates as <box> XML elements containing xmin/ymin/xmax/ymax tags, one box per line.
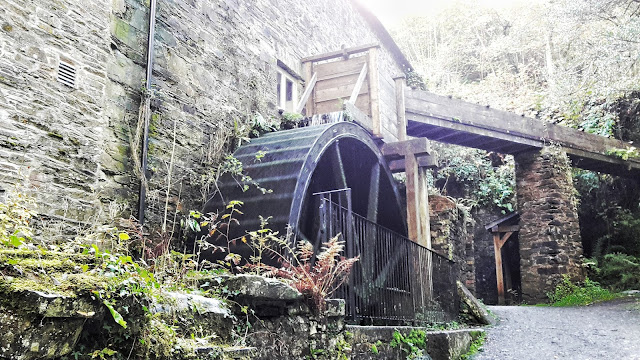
<box><xmin>405</xmin><ymin>88</ymin><xmax>640</xmax><ymax>177</ymax></box>
<box><xmin>407</xmin><ymin>112</ymin><xmax>544</xmax><ymax>150</ymax></box>
<box><xmin>394</xmin><ymin>76</ymin><xmax>407</xmax><ymax>141</ymax></box>
<box><xmin>303</xmin><ymin>62</ymin><xmax>315</xmax><ymax>116</ymax></box>
<box><xmin>405</xmin><ymin>153</ymin><xmax>420</xmax><ymax>244</ymax></box>
<box><xmin>296</xmin><ymin>72</ymin><xmax>317</xmax><ymax>114</ymax></box>
<box><xmin>368</xmin><ymin>47</ymin><xmax>381</xmax><ymax>137</ymax></box>
<box><xmin>381</xmin><ymin>138</ymin><xmax>431</xmax><ymax>159</ymax></box>
<box><xmin>388</xmin><ymin>154</ymin><xmax>438</xmax><ymax>173</ymax></box>
<box><xmin>418</xmin><ymin>167</ymin><xmax>431</xmax><ymax>248</ymax></box>
<box><xmin>349</xmin><ymin>63</ymin><xmax>368</xmax><ymax>104</ymax></box>
<box><xmin>344</xmin><ymin>101</ymin><xmax>374</xmax><ymax>134</ymax></box>
<box><xmin>498</xmin><ymin>231</ymin><xmax>514</xmax><ymax>249</ymax></box>
<box><xmin>491</xmin><ymin>225</ymin><xmax>520</xmax><ymax>233</ymax></box>
<box><xmin>301</xmin><ymin>43</ymin><xmax>380</xmax><ymax>63</ymax></box>
<box><xmin>493</xmin><ymin>233</ymin><xmax>505</xmax><ymax>305</ymax></box>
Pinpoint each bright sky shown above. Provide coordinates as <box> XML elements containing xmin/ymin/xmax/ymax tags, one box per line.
<box><xmin>361</xmin><ymin>0</ymin><xmax>533</xmax><ymax>26</ymax></box>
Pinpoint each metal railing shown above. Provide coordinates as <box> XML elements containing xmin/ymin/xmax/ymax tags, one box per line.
<box><xmin>314</xmin><ymin>189</ymin><xmax>458</xmax><ymax>324</ymax></box>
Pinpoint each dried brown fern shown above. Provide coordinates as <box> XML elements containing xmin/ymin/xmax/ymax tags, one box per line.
<box><xmin>246</xmin><ymin>233</ymin><xmax>358</xmax><ymax>311</ymax></box>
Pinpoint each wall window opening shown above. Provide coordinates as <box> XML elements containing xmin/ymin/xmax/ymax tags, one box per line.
<box><xmin>276</xmin><ymin>60</ymin><xmax>302</xmax><ymax>113</ymax></box>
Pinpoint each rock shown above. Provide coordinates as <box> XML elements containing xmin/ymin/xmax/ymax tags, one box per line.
<box><xmin>458</xmin><ymin>281</ymin><xmax>496</xmax><ymax>325</ymax></box>
<box><xmin>0</xmin><ymin>291</ymin><xmax>100</xmax><ymax>360</ymax></box>
<box><xmin>622</xmin><ymin>289</ymin><xmax>640</xmax><ymax>297</ymax></box>
<box><xmin>150</xmin><ymin>291</ymin><xmax>233</xmax><ymax>341</ymax></box>
<box><xmin>222</xmin><ymin>274</ymin><xmax>302</xmax><ymax>301</ymax></box>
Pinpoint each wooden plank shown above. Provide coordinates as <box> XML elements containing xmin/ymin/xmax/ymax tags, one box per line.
<box><xmin>303</xmin><ymin>62</ymin><xmax>315</xmax><ymax>116</ymax></box>
<box><xmin>315</xmin><ymin>80</ymin><xmax>369</xmax><ymax>103</ymax></box>
<box><xmin>315</xmin><ymin>56</ymin><xmax>366</xmax><ymax>81</ymax></box>
<box><xmin>493</xmin><ymin>233</ymin><xmax>505</xmax><ymax>305</ymax></box>
<box><xmin>314</xmin><ymin>73</ymin><xmax>360</xmax><ymax>91</ymax></box>
<box><xmin>395</xmin><ymin>76</ymin><xmax>407</xmax><ymax>141</ymax></box>
<box><xmin>301</xmin><ymin>43</ymin><xmax>380</xmax><ymax>63</ymax></box>
<box><xmin>368</xmin><ymin>47</ymin><xmax>381</xmax><ymax>137</ymax></box>
<box><xmin>344</xmin><ymin>101</ymin><xmax>374</xmax><ymax>134</ymax></box>
<box><xmin>315</xmin><ymin>94</ymin><xmax>371</xmax><ymax>116</ymax></box>
<box><xmin>349</xmin><ymin>63</ymin><xmax>368</xmax><ymax>104</ymax></box>
<box><xmin>296</xmin><ymin>72</ymin><xmax>317</xmax><ymax>114</ymax></box>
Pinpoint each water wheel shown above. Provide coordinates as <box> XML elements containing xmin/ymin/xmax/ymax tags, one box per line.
<box><xmin>203</xmin><ymin>121</ymin><xmax>407</xmax><ymax>257</ymax></box>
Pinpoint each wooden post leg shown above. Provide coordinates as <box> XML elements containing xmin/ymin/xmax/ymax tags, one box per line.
<box><xmin>405</xmin><ymin>152</ymin><xmax>420</xmax><ymax>244</ymax></box>
<box><xmin>418</xmin><ymin>166</ymin><xmax>430</xmax><ymax>249</ymax></box>
<box><xmin>493</xmin><ymin>233</ymin><xmax>505</xmax><ymax>305</ymax></box>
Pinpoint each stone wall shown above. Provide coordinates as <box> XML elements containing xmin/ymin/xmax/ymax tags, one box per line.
<box><xmin>0</xmin><ymin>0</ymin><xmax>405</xmax><ymax>236</ymax></box>
<box><xmin>514</xmin><ymin>147</ymin><xmax>584</xmax><ymax>303</ymax></box>
<box><xmin>429</xmin><ymin>195</ymin><xmax>476</xmax><ymax>293</ymax></box>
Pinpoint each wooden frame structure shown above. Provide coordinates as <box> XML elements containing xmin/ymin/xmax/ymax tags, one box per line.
<box><xmin>485</xmin><ymin>213</ymin><xmax>520</xmax><ymax>305</ymax></box>
<box><xmin>301</xmin><ymin>43</ymin><xmax>382</xmax><ymax>136</ymax></box>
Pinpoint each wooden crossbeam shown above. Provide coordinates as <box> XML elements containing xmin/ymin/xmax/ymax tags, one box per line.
<box><xmin>296</xmin><ymin>72</ymin><xmax>317</xmax><ymax>114</ymax></box>
<box><xmin>301</xmin><ymin>43</ymin><xmax>380</xmax><ymax>63</ymax></box>
<box><xmin>349</xmin><ymin>63</ymin><xmax>368</xmax><ymax>104</ymax></box>
<box><xmin>388</xmin><ymin>155</ymin><xmax>438</xmax><ymax>173</ymax></box>
<box><xmin>491</xmin><ymin>225</ymin><xmax>520</xmax><ymax>233</ymax></box>
<box><xmin>381</xmin><ymin>138</ymin><xmax>431</xmax><ymax>160</ymax></box>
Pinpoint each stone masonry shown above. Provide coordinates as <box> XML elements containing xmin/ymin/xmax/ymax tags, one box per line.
<box><xmin>515</xmin><ymin>147</ymin><xmax>584</xmax><ymax>303</ymax></box>
<box><xmin>429</xmin><ymin>195</ymin><xmax>476</xmax><ymax>293</ymax></box>
<box><xmin>0</xmin><ymin>0</ymin><xmax>405</xmax><ymax>237</ymax></box>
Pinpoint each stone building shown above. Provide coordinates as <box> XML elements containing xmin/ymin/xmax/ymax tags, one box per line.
<box><xmin>0</xmin><ymin>0</ymin><xmax>599</xmax><ymax>304</ymax></box>
<box><xmin>0</xmin><ymin>0</ymin><xmax>410</xmax><ymax>233</ymax></box>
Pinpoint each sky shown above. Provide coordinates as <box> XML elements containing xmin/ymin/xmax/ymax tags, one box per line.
<box><xmin>360</xmin><ymin>0</ymin><xmax>534</xmax><ymax>26</ymax></box>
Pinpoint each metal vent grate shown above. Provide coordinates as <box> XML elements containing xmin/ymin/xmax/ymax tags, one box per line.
<box><xmin>57</xmin><ymin>61</ymin><xmax>76</xmax><ymax>87</ymax></box>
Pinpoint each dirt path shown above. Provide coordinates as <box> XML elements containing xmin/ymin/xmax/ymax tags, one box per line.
<box><xmin>473</xmin><ymin>296</ymin><xmax>640</xmax><ymax>360</ymax></box>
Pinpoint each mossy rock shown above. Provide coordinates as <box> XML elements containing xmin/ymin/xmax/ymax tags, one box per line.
<box><xmin>0</xmin><ymin>290</ymin><xmax>101</xmax><ymax>359</ymax></box>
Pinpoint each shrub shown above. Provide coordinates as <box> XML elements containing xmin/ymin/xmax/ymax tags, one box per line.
<box><xmin>547</xmin><ymin>276</ymin><xmax>618</xmax><ymax>306</ymax></box>
<box><xmin>598</xmin><ymin>253</ymin><xmax>640</xmax><ymax>291</ymax></box>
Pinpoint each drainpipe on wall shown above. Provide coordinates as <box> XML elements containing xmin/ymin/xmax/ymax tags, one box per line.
<box><xmin>138</xmin><ymin>0</ymin><xmax>157</xmax><ymax>226</ymax></box>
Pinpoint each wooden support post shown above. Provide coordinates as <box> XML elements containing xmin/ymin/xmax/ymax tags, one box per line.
<box><xmin>493</xmin><ymin>230</ymin><xmax>514</xmax><ymax>305</ymax></box>
<box><xmin>394</xmin><ymin>76</ymin><xmax>407</xmax><ymax>142</ymax></box>
<box><xmin>418</xmin><ymin>166</ymin><xmax>431</xmax><ymax>249</ymax></box>
<box><xmin>368</xmin><ymin>47</ymin><xmax>381</xmax><ymax>137</ymax></box>
<box><xmin>493</xmin><ymin>233</ymin><xmax>505</xmax><ymax>305</ymax></box>
<box><xmin>405</xmin><ymin>153</ymin><xmax>421</xmax><ymax>244</ymax></box>
<box><xmin>302</xmin><ymin>61</ymin><xmax>315</xmax><ymax>116</ymax></box>
<box><xmin>382</xmin><ymin>139</ymin><xmax>432</xmax><ymax>247</ymax></box>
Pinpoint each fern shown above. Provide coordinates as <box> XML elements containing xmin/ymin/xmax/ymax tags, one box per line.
<box><xmin>246</xmin><ymin>232</ymin><xmax>358</xmax><ymax>311</ymax></box>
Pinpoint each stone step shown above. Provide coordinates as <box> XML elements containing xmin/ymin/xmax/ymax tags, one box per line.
<box><xmin>175</xmin><ymin>337</ymin><xmax>256</xmax><ymax>360</ymax></box>
<box><xmin>150</xmin><ymin>292</ymin><xmax>233</xmax><ymax>342</ymax></box>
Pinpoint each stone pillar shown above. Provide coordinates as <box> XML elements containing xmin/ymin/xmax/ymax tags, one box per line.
<box><xmin>514</xmin><ymin>147</ymin><xmax>584</xmax><ymax>303</ymax></box>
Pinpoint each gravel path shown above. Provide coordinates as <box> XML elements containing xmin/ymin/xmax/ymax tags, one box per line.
<box><xmin>473</xmin><ymin>297</ymin><xmax>640</xmax><ymax>360</ymax></box>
